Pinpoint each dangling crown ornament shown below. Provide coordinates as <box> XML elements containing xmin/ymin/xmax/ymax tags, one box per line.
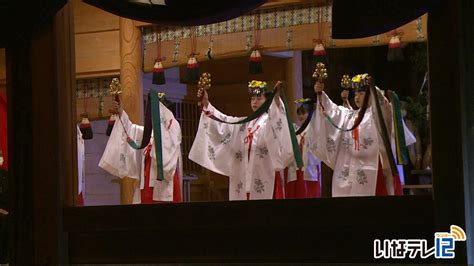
<box><xmin>109</xmin><ymin>78</ymin><xmax>123</xmax><ymax>98</ymax></box>
<box><xmin>341</xmin><ymin>74</ymin><xmax>351</xmax><ymax>89</ymax></box>
<box><xmin>105</xmin><ymin>78</ymin><xmax>123</xmax><ymax>137</ymax></box>
<box><xmin>198</xmin><ymin>72</ymin><xmax>212</xmax><ymax>91</ymax></box>
<box><xmin>312</xmin><ymin>62</ymin><xmax>328</xmax><ymax>83</ymax></box>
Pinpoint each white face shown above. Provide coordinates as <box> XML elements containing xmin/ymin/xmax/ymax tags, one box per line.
<box><xmin>354</xmin><ymin>91</ymin><xmax>366</xmax><ymax>108</ymax></box>
<box><xmin>297</xmin><ymin>112</ymin><xmax>308</xmax><ymax>124</ymax></box>
<box><xmin>315</xmin><ymin>81</ymin><xmax>324</xmax><ymax>91</ymax></box>
<box><xmin>250</xmin><ymin>95</ymin><xmax>266</xmax><ymax>111</ymax></box>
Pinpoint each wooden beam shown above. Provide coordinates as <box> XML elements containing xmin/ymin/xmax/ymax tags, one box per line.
<box><xmin>73</xmin><ymin>0</ymin><xmax>119</xmax><ymax>34</ymax></box>
<box><xmin>73</xmin><ymin>0</ymin><xmax>120</xmax><ymax>79</ymax></box>
<box><xmin>76</xmin><ymin>96</ymin><xmax>114</xmax><ymax>122</ymax></box>
<box><xmin>75</xmin><ymin>31</ymin><xmax>120</xmax><ymax>76</ymax></box>
<box><xmin>75</xmin><ymin>70</ymin><xmax>120</xmax><ymax>79</ymax></box>
<box><xmin>64</xmin><ymin>196</ymin><xmax>435</xmax><ymax>263</ymax></box>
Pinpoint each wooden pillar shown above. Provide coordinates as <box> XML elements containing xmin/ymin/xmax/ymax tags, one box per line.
<box><xmin>119</xmin><ymin>18</ymin><xmax>143</xmax><ymax>124</ymax></box>
<box><xmin>7</xmin><ymin>1</ymin><xmax>74</xmax><ymax>264</ymax></box>
<box><xmin>119</xmin><ymin>18</ymin><xmax>143</xmax><ymax>204</ymax></box>
<box><xmin>428</xmin><ymin>0</ymin><xmax>470</xmax><ymax>263</ymax></box>
<box><xmin>7</xmin><ymin>35</ymin><xmax>35</xmax><ymax>266</ymax></box>
<box><xmin>285</xmin><ymin>51</ymin><xmax>302</xmax><ymax>121</ymax></box>
<box><xmin>56</xmin><ymin>0</ymin><xmax>77</xmax><ymax>210</ymax></box>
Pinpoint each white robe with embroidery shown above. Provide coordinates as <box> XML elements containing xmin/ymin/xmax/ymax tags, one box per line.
<box><xmin>309</xmin><ymin>90</ymin><xmax>415</xmax><ymax>197</ymax></box>
<box><xmin>99</xmin><ymin>110</ymin><xmax>142</xmax><ymax>181</ymax></box>
<box><xmin>287</xmin><ymin>126</ymin><xmax>322</xmax><ymax>183</ymax></box>
<box><xmin>99</xmin><ymin>103</ymin><xmax>182</xmax><ymax>202</ymax></box>
<box><xmin>188</xmin><ymin>98</ymin><xmax>294</xmax><ymax>200</ymax></box>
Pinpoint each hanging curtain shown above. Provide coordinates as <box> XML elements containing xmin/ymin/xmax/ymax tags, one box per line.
<box><xmin>83</xmin><ymin>0</ymin><xmax>267</xmax><ymax>26</ymax></box>
<box><xmin>332</xmin><ymin>0</ymin><xmax>438</xmax><ymax>39</ymax></box>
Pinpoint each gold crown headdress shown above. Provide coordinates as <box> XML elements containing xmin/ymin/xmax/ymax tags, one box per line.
<box><xmin>248</xmin><ymin>80</ymin><xmax>268</xmax><ymax>95</ymax></box>
<box><xmin>351</xmin><ymin>73</ymin><xmax>370</xmax><ymax>91</ymax></box>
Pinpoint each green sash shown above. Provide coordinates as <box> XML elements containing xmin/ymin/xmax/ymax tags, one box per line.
<box><xmin>389</xmin><ymin>91</ymin><xmax>409</xmax><ymax>165</ymax></box>
<box><xmin>151</xmin><ymin>91</ymin><xmax>165</xmax><ymax>181</ymax></box>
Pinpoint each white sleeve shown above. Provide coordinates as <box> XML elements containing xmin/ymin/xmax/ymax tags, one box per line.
<box><xmin>188</xmin><ymin>103</ymin><xmax>243</xmax><ymax>176</ymax></box>
<box><xmin>308</xmin><ymin>92</ymin><xmax>351</xmax><ymax>169</ymax></box>
<box><xmin>264</xmin><ymin>97</ymin><xmax>294</xmax><ymax>170</ymax></box>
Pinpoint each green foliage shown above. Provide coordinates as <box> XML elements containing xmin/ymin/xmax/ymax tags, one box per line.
<box><xmin>409</xmin><ymin>43</ymin><xmax>428</xmax><ymax>73</ymax></box>
<box><xmin>405</xmin><ymin>91</ymin><xmax>429</xmax><ymax>146</ymax></box>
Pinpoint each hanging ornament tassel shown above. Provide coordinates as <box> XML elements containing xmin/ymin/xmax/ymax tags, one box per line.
<box><xmin>186</xmin><ymin>55</ymin><xmax>200</xmax><ymax>82</ymax></box>
<box><xmin>206</xmin><ymin>31</ymin><xmax>214</xmax><ymax>60</ymax></box>
<box><xmin>79</xmin><ymin>113</ymin><xmax>93</xmax><ymax>140</ymax></box>
<box><xmin>313</xmin><ymin>40</ymin><xmax>327</xmax><ymax>63</ymax></box>
<box><xmin>249</xmin><ymin>49</ymin><xmax>263</xmax><ymax>74</ymax></box>
<box><xmin>249</xmin><ymin>13</ymin><xmax>263</xmax><ymax>75</ymax></box>
<box><xmin>387</xmin><ymin>31</ymin><xmax>404</xmax><ymax>62</ymax></box>
<box><xmin>105</xmin><ymin>113</ymin><xmax>116</xmax><ymax>136</ymax></box>
<box><xmin>206</xmin><ymin>43</ymin><xmax>213</xmax><ymax>60</ymax></box>
<box><xmin>186</xmin><ymin>27</ymin><xmax>200</xmax><ymax>83</ymax></box>
<box><xmin>152</xmin><ymin>60</ymin><xmax>166</xmax><ymax>85</ymax></box>
<box><xmin>152</xmin><ymin>27</ymin><xmax>166</xmax><ymax>85</ymax></box>
<box><xmin>312</xmin><ymin>6</ymin><xmax>327</xmax><ymax>64</ymax></box>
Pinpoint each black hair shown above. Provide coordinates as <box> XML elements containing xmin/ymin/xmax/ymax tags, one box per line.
<box><xmin>355</xmin><ymin>85</ymin><xmax>369</xmax><ymax>93</ymax></box>
<box><xmin>251</xmin><ymin>90</ymin><xmax>273</xmax><ymax>99</ymax></box>
<box><xmin>263</xmin><ymin>90</ymin><xmax>273</xmax><ymax>99</ymax></box>
<box><xmin>296</xmin><ymin>99</ymin><xmax>314</xmax><ymax>115</ymax></box>
<box><xmin>159</xmin><ymin>97</ymin><xmax>176</xmax><ymax>115</ymax></box>
<box><xmin>297</xmin><ymin>105</ymin><xmax>308</xmax><ymax>115</ymax></box>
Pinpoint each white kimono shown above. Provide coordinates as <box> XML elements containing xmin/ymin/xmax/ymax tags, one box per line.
<box><xmin>287</xmin><ymin>125</ymin><xmax>322</xmax><ymax>183</ymax></box>
<box><xmin>189</xmin><ymin>98</ymin><xmax>294</xmax><ymax>200</ymax></box>
<box><xmin>77</xmin><ymin>126</ymin><xmax>86</xmax><ymax>199</ymax></box>
<box><xmin>99</xmin><ymin>102</ymin><xmax>182</xmax><ymax>203</ymax></box>
<box><xmin>99</xmin><ymin>110</ymin><xmax>142</xmax><ymax>181</ymax></box>
<box><xmin>309</xmin><ymin>90</ymin><xmax>415</xmax><ymax>197</ymax></box>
